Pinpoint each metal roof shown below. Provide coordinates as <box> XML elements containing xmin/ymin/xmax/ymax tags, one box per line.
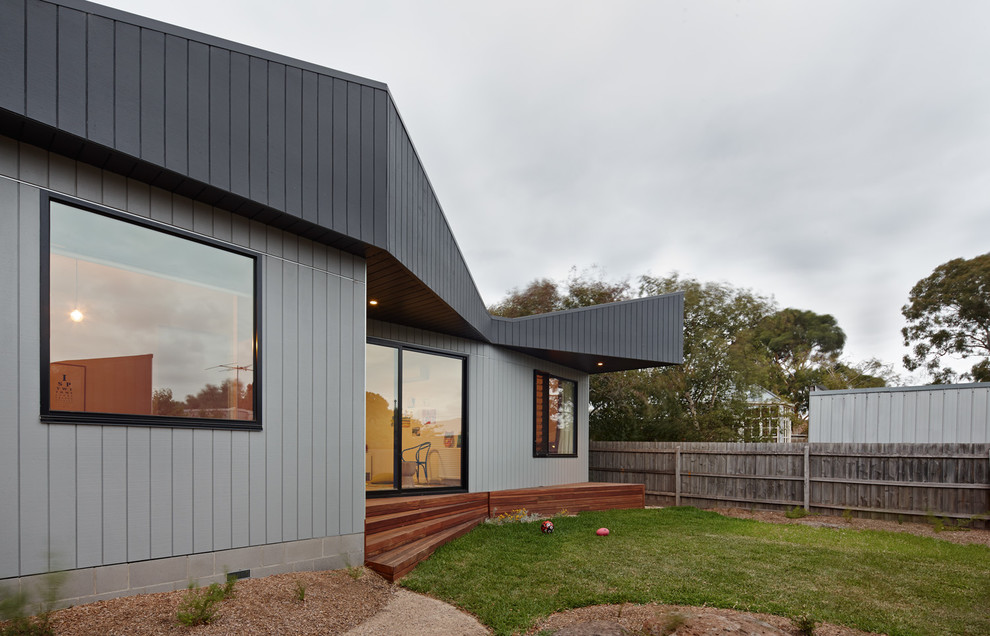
<box><xmin>0</xmin><ymin>0</ymin><xmax>683</xmax><ymax>373</ymax></box>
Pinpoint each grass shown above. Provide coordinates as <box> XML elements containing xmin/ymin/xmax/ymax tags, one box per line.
<box><xmin>401</xmin><ymin>507</ymin><xmax>990</xmax><ymax>636</ymax></box>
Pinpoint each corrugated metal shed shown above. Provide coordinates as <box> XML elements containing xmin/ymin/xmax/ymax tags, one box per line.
<box><xmin>809</xmin><ymin>383</ymin><xmax>990</xmax><ymax>443</ymax></box>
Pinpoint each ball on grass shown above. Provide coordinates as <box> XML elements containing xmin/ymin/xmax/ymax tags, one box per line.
<box><xmin>596</xmin><ymin>527</ymin><xmax>610</xmax><ymax>536</ymax></box>
<box><xmin>541</xmin><ymin>520</ymin><xmax>554</xmax><ymax>534</ymax></box>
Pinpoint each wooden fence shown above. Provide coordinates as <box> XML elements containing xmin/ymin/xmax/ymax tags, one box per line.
<box><xmin>590</xmin><ymin>441</ymin><xmax>990</xmax><ymax>528</ymax></box>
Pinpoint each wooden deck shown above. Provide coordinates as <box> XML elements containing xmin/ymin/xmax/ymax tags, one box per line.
<box><xmin>364</xmin><ymin>482</ymin><xmax>644</xmax><ymax>581</ymax></box>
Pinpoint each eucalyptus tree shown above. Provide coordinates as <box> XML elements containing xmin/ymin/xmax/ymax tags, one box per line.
<box><xmin>902</xmin><ymin>252</ymin><xmax>990</xmax><ymax>383</ymax></box>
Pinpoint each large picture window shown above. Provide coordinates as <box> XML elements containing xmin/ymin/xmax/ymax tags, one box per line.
<box><xmin>43</xmin><ymin>198</ymin><xmax>259</xmax><ymax>428</ymax></box>
<box><xmin>534</xmin><ymin>371</ymin><xmax>577</xmax><ymax>457</ymax></box>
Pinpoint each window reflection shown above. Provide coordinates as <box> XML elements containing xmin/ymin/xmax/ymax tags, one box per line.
<box><xmin>366</xmin><ymin>344</ymin><xmax>398</xmax><ymax>490</ymax></box>
<box><xmin>402</xmin><ymin>350</ymin><xmax>463</xmax><ymax>489</ymax></box>
<box><xmin>48</xmin><ymin>201</ymin><xmax>256</xmax><ymax>421</ymax></box>
<box><xmin>365</xmin><ymin>343</ymin><xmax>464</xmax><ymax>492</ymax></box>
<box><xmin>534</xmin><ymin>372</ymin><xmax>576</xmax><ymax>456</ymax></box>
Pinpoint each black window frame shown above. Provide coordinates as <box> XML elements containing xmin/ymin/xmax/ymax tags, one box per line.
<box><xmin>40</xmin><ymin>193</ymin><xmax>263</xmax><ymax>431</ymax></box>
<box><xmin>365</xmin><ymin>338</ymin><xmax>469</xmax><ymax>497</ymax></box>
<box><xmin>533</xmin><ymin>370</ymin><xmax>578</xmax><ymax>458</ymax></box>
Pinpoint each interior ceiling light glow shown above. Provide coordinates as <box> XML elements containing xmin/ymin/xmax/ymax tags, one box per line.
<box><xmin>69</xmin><ymin>309</ymin><xmax>84</xmax><ymax>322</ymax></box>
<box><xmin>369</xmin><ymin>299</ymin><xmax>379</xmax><ymax>306</ymax></box>
<box><xmin>596</xmin><ymin>362</ymin><xmax>604</xmax><ymax>366</ymax></box>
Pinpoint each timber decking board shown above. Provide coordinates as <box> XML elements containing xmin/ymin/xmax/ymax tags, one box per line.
<box><xmin>488</xmin><ymin>483</ymin><xmax>645</xmax><ymax>517</ymax></box>
<box><xmin>366</xmin><ymin>518</ymin><xmax>482</xmax><ymax>581</ymax></box>
<box><xmin>365</xmin><ymin>491</ymin><xmax>488</xmax><ymax>517</ymax></box>
<box><xmin>365</xmin><ymin>499</ymin><xmax>488</xmax><ymax>534</ymax></box>
<box><xmin>365</xmin><ymin>508</ymin><xmax>488</xmax><ymax>558</ymax></box>
<box><xmin>363</xmin><ymin>483</ymin><xmax>645</xmax><ymax>581</ymax></box>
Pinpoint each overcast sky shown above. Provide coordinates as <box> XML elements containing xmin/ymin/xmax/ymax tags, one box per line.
<box><xmin>102</xmin><ymin>0</ymin><xmax>990</xmax><ymax>381</ymax></box>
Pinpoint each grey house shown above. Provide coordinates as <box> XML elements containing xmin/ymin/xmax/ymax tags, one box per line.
<box><xmin>0</xmin><ymin>0</ymin><xmax>682</xmax><ymax>603</ymax></box>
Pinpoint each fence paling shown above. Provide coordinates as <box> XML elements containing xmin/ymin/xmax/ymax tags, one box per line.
<box><xmin>589</xmin><ymin>441</ymin><xmax>990</xmax><ymax>526</ymax></box>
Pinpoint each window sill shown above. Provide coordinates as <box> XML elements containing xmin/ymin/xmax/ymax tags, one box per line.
<box><xmin>41</xmin><ymin>412</ymin><xmax>262</xmax><ymax>431</ymax></box>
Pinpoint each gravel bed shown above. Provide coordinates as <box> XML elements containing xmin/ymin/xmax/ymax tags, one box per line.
<box><xmin>49</xmin><ymin>569</ymin><xmax>394</xmax><ymax>636</ymax></box>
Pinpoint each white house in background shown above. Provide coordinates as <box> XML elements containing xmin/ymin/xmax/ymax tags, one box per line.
<box><xmin>809</xmin><ymin>383</ymin><xmax>990</xmax><ymax>443</ymax></box>
<box><xmin>742</xmin><ymin>388</ymin><xmax>793</xmax><ymax>443</ymax></box>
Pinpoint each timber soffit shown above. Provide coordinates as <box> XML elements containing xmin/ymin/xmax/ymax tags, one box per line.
<box><xmin>0</xmin><ymin>0</ymin><xmax>683</xmax><ymax>373</ymax></box>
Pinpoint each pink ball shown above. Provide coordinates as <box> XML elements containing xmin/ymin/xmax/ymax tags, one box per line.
<box><xmin>596</xmin><ymin>527</ymin><xmax>609</xmax><ymax>536</ymax></box>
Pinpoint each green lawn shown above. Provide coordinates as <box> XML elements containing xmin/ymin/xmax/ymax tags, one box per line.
<box><xmin>400</xmin><ymin>507</ymin><xmax>990</xmax><ymax>636</ymax></box>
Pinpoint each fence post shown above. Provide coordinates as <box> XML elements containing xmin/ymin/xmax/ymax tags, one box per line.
<box><xmin>675</xmin><ymin>446</ymin><xmax>681</xmax><ymax>506</ymax></box>
<box><xmin>803</xmin><ymin>444</ymin><xmax>810</xmax><ymax>512</ymax></box>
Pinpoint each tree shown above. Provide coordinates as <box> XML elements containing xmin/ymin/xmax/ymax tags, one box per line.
<box><xmin>488</xmin><ymin>266</ymin><xmax>630</xmax><ymax>318</ymax></box>
<box><xmin>489</xmin><ymin>267</ymin><xmax>890</xmax><ymax>442</ymax></box>
<box><xmin>560</xmin><ymin>266</ymin><xmax>631</xmax><ymax>310</ymax></box>
<box><xmin>152</xmin><ymin>387</ymin><xmax>185</xmax><ymax>416</ymax></box>
<box><xmin>621</xmin><ymin>274</ymin><xmax>775</xmax><ymax>441</ymax></box>
<box><xmin>902</xmin><ymin>252</ymin><xmax>990</xmax><ymax>383</ymax></box>
<box><xmin>753</xmin><ymin>308</ymin><xmax>846</xmax><ymax>420</ymax></box>
<box><xmin>184</xmin><ymin>378</ymin><xmax>246</xmax><ymax>417</ymax></box>
<box><xmin>820</xmin><ymin>358</ymin><xmax>899</xmax><ymax>391</ymax></box>
<box><xmin>487</xmin><ymin>278</ymin><xmax>562</xmax><ymax>317</ymax></box>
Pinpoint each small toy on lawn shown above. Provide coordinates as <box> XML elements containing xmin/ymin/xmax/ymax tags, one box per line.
<box><xmin>541</xmin><ymin>520</ymin><xmax>554</xmax><ymax>534</ymax></box>
<box><xmin>596</xmin><ymin>527</ymin><xmax>610</xmax><ymax>536</ymax></box>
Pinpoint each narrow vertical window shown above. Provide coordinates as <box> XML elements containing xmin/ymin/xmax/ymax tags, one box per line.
<box><xmin>43</xmin><ymin>199</ymin><xmax>259</xmax><ymax>427</ymax></box>
<box><xmin>534</xmin><ymin>371</ymin><xmax>577</xmax><ymax>457</ymax></box>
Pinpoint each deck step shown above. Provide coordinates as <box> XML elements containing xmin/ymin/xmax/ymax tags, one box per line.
<box><xmin>365</xmin><ymin>492</ymin><xmax>488</xmax><ymax>519</ymax></box>
<box><xmin>363</xmin><ymin>484</ymin><xmax>645</xmax><ymax>581</ymax></box>
<box><xmin>366</xmin><ymin>517</ymin><xmax>483</xmax><ymax>582</ymax></box>
<box><xmin>365</xmin><ymin>498</ymin><xmax>488</xmax><ymax>534</ymax></box>
<box><xmin>366</xmin><ymin>508</ymin><xmax>487</xmax><ymax>558</ymax></box>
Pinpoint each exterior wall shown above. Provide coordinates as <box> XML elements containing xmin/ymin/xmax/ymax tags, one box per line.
<box><xmin>0</xmin><ymin>136</ymin><xmax>366</xmax><ymax>582</ymax></box>
<box><xmin>369</xmin><ymin>321</ymin><xmax>590</xmax><ymax>492</ymax></box>
<box><xmin>810</xmin><ymin>383</ymin><xmax>990</xmax><ymax>444</ymax></box>
<box><xmin>0</xmin><ymin>0</ymin><xmax>389</xmax><ymax>249</ymax></box>
<box><xmin>0</xmin><ymin>535</ymin><xmax>363</xmax><ymax>610</ymax></box>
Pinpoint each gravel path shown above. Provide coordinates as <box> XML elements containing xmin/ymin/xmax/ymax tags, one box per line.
<box><xmin>343</xmin><ymin>588</ymin><xmax>488</xmax><ymax>635</ymax></box>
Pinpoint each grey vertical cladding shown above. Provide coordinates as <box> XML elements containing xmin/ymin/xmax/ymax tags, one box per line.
<box><xmin>56</xmin><ymin>6</ymin><xmax>86</xmax><ymax>136</ymax></box>
<box><xmin>331</xmin><ymin>79</ymin><xmax>348</xmax><ymax>232</ymax></box>
<box><xmin>4</xmin><ymin>0</ymin><xmax>381</xmax><ymax>239</ymax></box>
<box><xmin>0</xmin><ymin>142</ymin><xmax>367</xmax><ymax>578</ymax></box>
<box><xmin>209</xmin><ymin>46</ymin><xmax>231</xmax><ymax>191</ymax></box>
<box><xmin>187</xmin><ymin>41</ymin><xmax>210</xmax><ymax>184</ymax></box>
<box><xmin>25</xmin><ymin>0</ymin><xmax>57</xmax><ymax>126</ymax></box>
<box><xmin>85</xmin><ymin>15</ymin><xmax>114</xmax><ymax>148</ymax></box>
<box><xmin>316</xmin><ymin>75</ymin><xmax>334</xmax><ymax>229</ymax></box>
<box><xmin>228</xmin><ymin>52</ymin><xmax>250</xmax><ymax>198</ymax></box>
<box><xmin>249</xmin><ymin>56</ymin><xmax>268</xmax><ymax>203</ymax></box>
<box><xmin>284</xmin><ymin>66</ymin><xmax>303</xmax><ymax>219</ymax></box>
<box><xmin>164</xmin><ymin>35</ymin><xmax>189</xmax><ymax>175</ymax></box>
<box><xmin>300</xmin><ymin>71</ymin><xmax>319</xmax><ymax>224</ymax></box>
<box><xmin>0</xmin><ymin>0</ymin><xmax>26</xmax><ymax>114</ymax></box>
<box><xmin>810</xmin><ymin>385</ymin><xmax>990</xmax><ymax>444</ymax></box>
<box><xmin>267</xmin><ymin>62</ymin><xmax>286</xmax><ymax>212</ymax></box>
<box><xmin>490</xmin><ymin>294</ymin><xmax>684</xmax><ymax>366</ymax></box>
<box><xmin>0</xmin><ymin>174</ymin><xmax>20</xmax><ymax>578</ymax></box>
<box><xmin>140</xmin><ymin>29</ymin><xmax>166</xmax><ymax>167</ymax></box>
<box><xmin>383</xmin><ymin>102</ymin><xmax>490</xmax><ymax>330</ymax></box>
<box><xmin>367</xmin><ymin>320</ymin><xmax>590</xmax><ymax>493</ymax></box>
<box><xmin>113</xmin><ymin>22</ymin><xmax>141</xmax><ymax>159</ymax></box>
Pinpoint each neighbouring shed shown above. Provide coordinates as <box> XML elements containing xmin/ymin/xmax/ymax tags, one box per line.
<box><xmin>809</xmin><ymin>383</ymin><xmax>990</xmax><ymax>444</ymax></box>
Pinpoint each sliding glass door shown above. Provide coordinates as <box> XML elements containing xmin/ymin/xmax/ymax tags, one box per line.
<box><xmin>365</xmin><ymin>342</ymin><xmax>465</xmax><ymax>493</ymax></box>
